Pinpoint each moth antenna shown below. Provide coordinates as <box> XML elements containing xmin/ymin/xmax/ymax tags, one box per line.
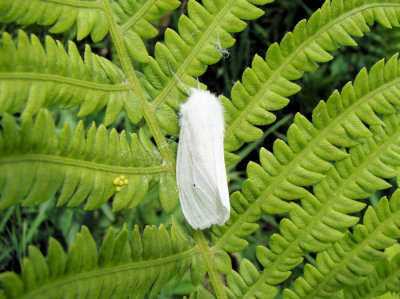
<box><xmin>215</xmin><ymin>33</ymin><xmax>230</xmax><ymax>58</ymax></box>
<box><xmin>167</xmin><ymin>60</ymin><xmax>190</xmax><ymax>96</ymax></box>
<box><xmin>159</xmin><ymin>136</ymin><xmax>175</xmax><ymax>149</ymax></box>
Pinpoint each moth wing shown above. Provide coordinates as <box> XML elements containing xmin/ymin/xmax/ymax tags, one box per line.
<box><xmin>192</xmin><ymin>123</ymin><xmax>230</xmax><ymax>224</ymax></box>
<box><xmin>177</xmin><ymin>116</ymin><xmax>206</xmax><ymax>229</ymax></box>
<box><xmin>177</xmin><ymin>114</ymin><xmax>229</xmax><ymax>229</ymax></box>
<box><xmin>212</xmin><ymin>129</ymin><xmax>230</xmax><ymax>221</ymax></box>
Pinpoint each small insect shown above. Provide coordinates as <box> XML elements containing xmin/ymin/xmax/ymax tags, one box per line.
<box><xmin>176</xmin><ymin>86</ymin><xmax>230</xmax><ymax>230</ymax></box>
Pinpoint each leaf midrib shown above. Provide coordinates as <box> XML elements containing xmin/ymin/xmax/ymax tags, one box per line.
<box><xmin>0</xmin><ymin>154</ymin><xmax>167</xmax><ymax>175</ymax></box>
<box><xmin>41</xmin><ymin>0</ymin><xmax>100</xmax><ymax>8</ymax></box>
<box><xmin>0</xmin><ymin>72</ymin><xmax>130</xmax><ymax>92</ymax></box>
<box><xmin>101</xmin><ymin>0</ymin><xmax>177</xmax><ymax>176</ymax></box>
<box><xmin>121</xmin><ymin>0</ymin><xmax>157</xmax><ymax>32</ymax></box>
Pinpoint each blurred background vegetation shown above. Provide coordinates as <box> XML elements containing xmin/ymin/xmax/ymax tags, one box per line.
<box><xmin>1</xmin><ymin>0</ymin><xmax>399</xmax><ymax>297</ymax></box>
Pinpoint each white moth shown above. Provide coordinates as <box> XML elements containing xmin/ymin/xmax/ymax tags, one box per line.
<box><xmin>176</xmin><ymin>88</ymin><xmax>230</xmax><ymax>230</ymax></box>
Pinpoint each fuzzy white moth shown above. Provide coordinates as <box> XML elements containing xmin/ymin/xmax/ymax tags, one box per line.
<box><xmin>176</xmin><ymin>88</ymin><xmax>230</xmax><ymax>230</ymax></box>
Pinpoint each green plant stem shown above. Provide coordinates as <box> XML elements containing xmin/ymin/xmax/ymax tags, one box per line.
<box><xmin>193</xmin><ymin>230</ymin><xmax>227</xmax><ymax>299</ymax></box>
<box><xmin>45</xmin><ymin>0</ymin><xmax>99</xmax><ymax>8</ymax></box>
<box><xmin>0</xmin><ymin>154</ymin><xmax>167</xmax><ymax>174</ymax></box>
<box><xmin>0</xmin><ymin>73</ymin><xmax>131</xmax><ymax>91</ymax></box>
<box><xmin>101</xmin><ymin>0</ymin><xmax>176</xmax><ymax>176</ymax></box>
<box><xmin>121</xmin><ymin>0</ymin><xmax>158</xmax><ymax>32</ymax></box>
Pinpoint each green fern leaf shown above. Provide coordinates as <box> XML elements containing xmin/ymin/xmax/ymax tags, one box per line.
<box><xmin>343</xmin><ymin>252</ymin><xmax>400</xmax><ymax>298</ymax></box>
<box><xmin>0</xmin><ymin>109</ymin><xmax>176</xmax><ymax>211</ymax></box>
<box><xmin>223</xmin><ymin>0</ymin><xmax>400</xmax><ymax>152</ymax></box>
<box><xmin>117</xmin><ymin>0</ymin><xmax>181</xmax><ymax>63</ymax></box>
<box><xmin>0</xmin><ymin>0</ymin><xmax>109</xmax><ymax>42</ymax></box>
<box><xmin>0</xmin><ymin>0</ymin><xmax>179</xmax><ymax>45</ymax></box>
<box><xmin>0</xmin><ymin>221</ymin><xmax>194</xmax><ymax>298</ymax></box>
<box><xmin>214</xmin><ymin>54</ymin><xmax>400</xmax><ymax>254</ymax></box>
<box><xmin>2</xmin><ymin>1</ymin><xmax>400</xmax><ymax>298</ymax></box>
<box><xmin>0</xmin><ymin>31</ymin><xmax>139</xmax><ymax>126</ymax></box>
<box><xmin>224</xmin><ymin>259</ymin><xmax>277</xmax><ymax>298</ymax></box>
<box><xmin>282</xmin><ymin>190</ymin><xmax>400</xmax><ymax>298</ymax></box>
<box><xmin>140</xmin><ymin>0</ymin><xmax>271</xmax><ymax>135</ymax></box>
<box><xmin>217</xmin><ymin>55</ymin><xmax>400</xmax><ymax>297</ymax></box>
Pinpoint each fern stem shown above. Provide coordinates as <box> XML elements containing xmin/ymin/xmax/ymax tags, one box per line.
<box><xmin>121</xmin><ymin>0</ymin><xmax>158</xmax><ymax>32</ymax></box>
<box><xmin>0</xmin><ymin>73</ymin><xmax>132</xmax><ymax>91</ymax></box>
<box><xmin>0</xmin><ymin>154</ymin><xmax>168</xmax><ymax>174</ymax></box>
<box><xmin>101</xmin><ymin>0</ymin><xmax>176</xmax><ymax>175</ymax></box>
<box><xmin>43</xmin><ymin>0</ymin><xmax>100</xmax><ymax>8</ymax></box>
<box><xmin>193</xmin><ymin>230</ymin><xmax>227</xmax><ymax>299</ymax></box>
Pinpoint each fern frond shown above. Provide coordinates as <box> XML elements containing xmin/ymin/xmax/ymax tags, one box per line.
<box><xmin>0</xmin><ymin>221</ymin><xmax>195</xmax><ymax>298</ymax></box>
<box><xmin>223</xmin><ymin>0</ymin><xmax>400</xmax><ymax>152</ymax></box>
<box><xmin>224</xmin><ymin>259</ymin><xmax>277</xmax><ymax>298</ymax></box>
<box><xmin>0</xmin><ymin>0</ymin><xmax>180</xmax><ymax>46</ymax></box>
<box><xmin>0</xmin><ymin>109</ymin><xmax>178</xmax><ymax>212</ymax></box>
<box><xmin>216</xmin><ymin>54</ymin><xmax>400</xmax><ymax>296</ymax></box>
<box><xmin>343</xmin><ymin>252</ymin><xmax>400</xmax><ymax>298</ymax></box>
<box><xmin>0</xmin><ymin>0</ymin><xmax>108</xmax><ymax>42</ymax></box>
<box><xmin>282</xmin><ymin>190</ymin><xmax>400</xmax><ymax>298</ymax></box>
<box><xmin>223</xmin><ymin>112</ymin><xmax>400</xmax><ymax>298</ymax></box>
<box><xmin>214</xmin><ymin>54</ymin><xmax>400</xmax><ymax>254</ymax></box>
<box><xmin>0</xmin><ymin>31</ymin><xmax>140</xmax><ymax>126</ymax></box>
<box><xmin>115</xmin><ymin>0</ymin><xmax>181</xmax><ymax>63</ymax></box>
<box><xmin>140</xmin><ymin>0</ymin><xmax>272</xmax><ymax>135</ymax></box>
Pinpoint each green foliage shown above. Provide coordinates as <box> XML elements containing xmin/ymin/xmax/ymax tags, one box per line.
<box><xmin>0</xmin><ymin>220</ymin><xmax>194</xmax><ymax>299</ymax></box>
<box><xmin>0</xmin><ymin>30</ymin><xmax>136</xmax><ymax>125</ymax></box>
<box><xmin>344</xmin><ymin>248</ymin><xmax>400</xmax><ymax>298</ymax></box>
<box><xmin>0</xmin><ymin>110</ymin><xmax>166</xmax><ymax>212</ymax></box>
<box><xmin>1</xmin><ymin>0</ymin><xmax>400</xmax><ymax>298</ymax></box>
<box><xmin>283</xmin><ymin>190</ymin><xmax>400</xmax><ymax>298</ymax></box>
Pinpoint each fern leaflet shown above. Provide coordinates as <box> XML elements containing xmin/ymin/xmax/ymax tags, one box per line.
<box><xmin>223</xmin><ymin>0</ymin><xmax>400</xmax><ymax>153</ymax></box>
<box><xmin>282</xmin><ymin>190</ymin><xmax>400</xmax><ymax>298</ymax></box>
<box><xmin>0</xmin><ymin>220</ymin><xmax>195</xmax><ymax>298</ymax></box>
<box><xmin>343</xmin><ymin>251</ymin><xmax>400</xmax><ymax>298</ymax></box>
<box><xmin>0</xmin><ymin>110</ymin><xmax>177</xmax><ymax>212</ymax></box>
<box><xmin>214</xmin><ymin>54</ymin><xmax>400</xmax><ymax>254</ymax></box>
<box><xmin>224</xmin><ymin>112</ymin><xmax>400</xmax><ymax>297</ymax></box>
<box><xmin>0</xmin><ymin>31</ymin><xmax>138</xmax><ymax>126</ymax></box>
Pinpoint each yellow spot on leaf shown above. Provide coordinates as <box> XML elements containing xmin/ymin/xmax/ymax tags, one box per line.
<box><xmin>124</xmin><ymin>179</ymin><xmax>129</xmax><ymax>185</ymax></box>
